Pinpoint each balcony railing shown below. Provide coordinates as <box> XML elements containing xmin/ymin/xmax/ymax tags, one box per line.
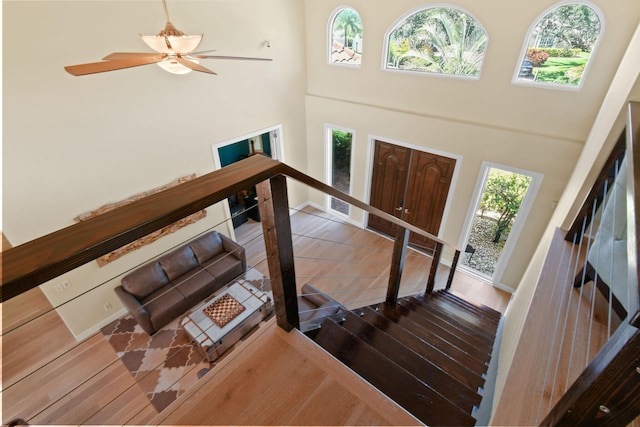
<box><xmin>1</xmin><ymin>154</ymin><xmax>460</xmax><ymax>310</ymax></box>
<box><xmin>539</xmin><ymin>101</ymin><xmax>640</xmax><ymax>426</ymax></box>
<box><xmin>2</xmin><ymin>152</ymin><xmax>461</xmax><ymax>425</ymax></box>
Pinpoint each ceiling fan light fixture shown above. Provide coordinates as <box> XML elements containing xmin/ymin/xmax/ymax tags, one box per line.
<box><xmin>156</xmin><ymin>57</ymin><xmax>199</xmax><ymax>74</ymax></box>
<box><xmin>141</xmin><ymin>32</ymin><xmax>203</xmax><ymax>55</ymax></box>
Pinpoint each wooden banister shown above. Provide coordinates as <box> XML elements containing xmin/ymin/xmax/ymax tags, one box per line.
<box><xmin>1</xmin><ymin>154</ymin><xmax>459</xmax><ymax>303</ymax></box>
<box><xmin>542</xmin><ymin>101</ymin><xmax>640</xmax><ymax>426</ymax></box>
<box><xmin>1</xmin><ymin>155</ymin><xmax>285</xmax><ymax>301</ymax></box>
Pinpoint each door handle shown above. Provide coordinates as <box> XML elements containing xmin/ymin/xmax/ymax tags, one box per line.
<box><xmin>404</xmin><ymin>209</ymin><xmax>410</xmax><ymax>215</ymax></box>
<box><xmin>395</xmin><ymin>206</ymin><xmax>403</xmax><ymax>211</ymax></box>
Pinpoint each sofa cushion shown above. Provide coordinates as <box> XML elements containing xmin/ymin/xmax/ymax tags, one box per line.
<box><xmin>172</xmin><ymin>267</ymin><xmax>218</xmax><ymax>307</ymax></box>
<box><xmin>159</xmin><ymin>245</ymin><xmax>200</xmax><ymax>281</ymax></box>
<box><xmin>121</xmin><ymin>261</ymin><xmax>169</xmax><ymax>299</ymax></box>
<box><xmin>201</xmin><ymin>253</ymin><xmax>244</xmax><ymax>286</ymax></box>
<box><xmin>141</xmin><ymin>284</ymin><xmax>188</xmax><ymax>332</ymax></box>
<box><xmin>189</xmin><ymin>231</ymin><xmax>225</xmax><ymax>265</ymax></box>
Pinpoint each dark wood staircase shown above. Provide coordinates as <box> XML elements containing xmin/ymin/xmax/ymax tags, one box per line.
<box><xmin>309</xmin><ymin>290</ymin><xmax>501</xmax><ymax>426</ymax></box>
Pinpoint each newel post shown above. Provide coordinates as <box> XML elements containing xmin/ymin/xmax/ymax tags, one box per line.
<box><xmin>426</xmin><ymin>242</ymin><xmax>443</xmax><ymax>294</ymax></box>
<box><xmin>386</xmin><ymin>227</ymin><xmax>410</xmax><ymax>306</ymax></box>
<box><xmin>256</xmin><ymin>175</ymin><xmax>299</xmax><ymax>331</ymax></box>
<box><xmin>446</xmin><ymin>249</ymin><xmax>461</xmax><ymax>290</ymax></box>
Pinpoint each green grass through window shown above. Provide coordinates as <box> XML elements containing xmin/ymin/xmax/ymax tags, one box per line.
<box><xmin>532</xmin><ymin>52</ymin><xmax>590</xmax><ymax>85</ymax></box>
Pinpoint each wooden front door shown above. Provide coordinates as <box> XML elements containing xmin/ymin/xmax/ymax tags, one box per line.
<box><xmin>368</xmin><ymin>140</ymin><xmax>456</xmax><ymax>251</ymax></box>
<box><xmin>404</xmin><ymin>150</ymin><xmax>456</xmax><ymax>249</ymax></box>
<box><xmin>368</xmin><ymin>141</ymin><xmax>411</xmax><ymax>237</ymax></box>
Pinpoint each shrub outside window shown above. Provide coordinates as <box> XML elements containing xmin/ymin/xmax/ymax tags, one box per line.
<box><xmin>515</xmin><ymin>3</ymin><xmax>602</xmax><ymax>87</ymax></box>
<box><xmin>326</xmin><ymin>127</ymin><xmax>354</xmax><ymax>216</ymax></box>
<box><xmin>386</xmin><ymin>7</ymin><xmax>487</xmax><ymax>78</ymax></box>
<box><xmin>330</xmin><ymin>8</ymin><xmax>363</xmax><ymax>66</ymax></box>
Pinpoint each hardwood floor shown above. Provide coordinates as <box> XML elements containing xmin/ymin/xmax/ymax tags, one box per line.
<box><xmin>237</xmin><ymin>206</ymin><xmax>511</xmax><ymax>314</ymax></box>
<box><xmin>153</xmin><ymin>317</ymin><xmax>420</xmax><ymax>426</ymax></box>
<box><xmin>2</xmin><ymin>287</ymin><xmax>77</xmax><ymax>390</ymax></box>
<box><xmin>1</xmin><ymin>206</ymin><xmax>509</xmax><ymax>425</ymax></box>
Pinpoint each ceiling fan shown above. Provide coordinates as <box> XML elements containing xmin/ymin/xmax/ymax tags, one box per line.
<box><xmin>64</xmin><ymin>0</ymin><xmax>271</xmax><ymax>76</ymax></box>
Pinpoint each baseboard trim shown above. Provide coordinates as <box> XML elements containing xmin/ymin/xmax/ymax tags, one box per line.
<box><xmin>72</xmin><ymin>308</ymin><xmax>127</xmax><ymax>342</ymax></box>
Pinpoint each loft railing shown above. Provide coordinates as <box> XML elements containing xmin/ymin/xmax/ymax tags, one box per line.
<box><xmin>1</xmin><ymin>153</ymin><xmax>460</xmax><ymax>424</ymax></box>
<box><xmin>8</xmin><ymin>206</ymin><xmax>430</xmax><ymax>425</ymax></box>
<box><xmin>1</xmin><ymin>156</ymin><xmax>457</xmax><ymax>424</ymax></box>
<box><xmin>539</xmin><ymin>101</ymin><xmax>640</xmax><ymax>426</ymax></box>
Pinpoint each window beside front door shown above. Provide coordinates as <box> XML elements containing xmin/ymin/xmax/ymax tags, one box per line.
<box><xmin>326</xmin><ymin>126</ymin><xmax>354</xmax><ymax>216</ymax></box>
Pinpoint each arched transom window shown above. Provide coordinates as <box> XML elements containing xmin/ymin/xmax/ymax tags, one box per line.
<box><xmin>329</xmin><ymin>8</ymin><xmax>363</xmax><ymax>66</ymax></box>
<box><xmin>385</xmin><ymin>6</ymin><xmax>488</xmax><ymax>78</ymax></box>
<box><xmin>515</xmin><ymin>2</ymin><xmax>602</xmax><ymax>88</ymax></box>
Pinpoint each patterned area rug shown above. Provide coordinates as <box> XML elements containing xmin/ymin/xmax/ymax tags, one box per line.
<box><xmin>101</xmin><ymin>268</ymin><xmax>271</xmax><ymax>412</ymax></box>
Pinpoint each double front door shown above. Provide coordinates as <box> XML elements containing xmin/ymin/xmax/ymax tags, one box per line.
<box><xmin>368</xmin><ymin>140</ymin><xmax>456</xmax><ymax>251</ymax></box>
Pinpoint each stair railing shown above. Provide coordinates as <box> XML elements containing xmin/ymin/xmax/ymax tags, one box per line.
<box><xmin>248</xmin><ymin>201</ymin><xmax>444</xmax><ymax>332</ymax></box>
<box><xmin>539</xmin><ymin>101</ymin><xmax>640</xmax><ymax>426</ymax></box>
<box><xmin>252</xmin><ymin>167</ymin><xmax>461</xmax><ymax>331</ymax></box>
<box><xmin>1</xmin><ymin>155</ymin><xmax>461</xmax><ymax>425</ymax></box>
<box><xmin>1</xmin><ymin>154</ymin><xmax>461</xmax><ymax>323</ymax></box>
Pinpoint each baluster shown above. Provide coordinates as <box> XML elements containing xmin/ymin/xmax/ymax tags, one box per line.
<box><xmin>426</xmin><ymin>242</ymin><xmax>443</xmax><ymax>294</ymax></box>
<box><xmin>386</xmin><ymin>226</ymin><xmax>410</xmax><ymax>306</ymax></box>
<box><xmin>446</xmin><ymin>249</ymin><xmax>460</xmax><ymax>290</ymax></box>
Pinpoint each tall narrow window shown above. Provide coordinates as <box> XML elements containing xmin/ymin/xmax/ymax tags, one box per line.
<box><xmin>329</xmin><ymin>8</ymin><xmax>363</xmax><ymax>66</ymax></box>
<box><xmin>385</xmin><ymin>6</ymin><xmax>487</xmax><ymax>78</ymax></box>
<box><xmin>515</xmin><ymin>3</ymin><xmax>602</xmax><ymax>87</ymax></box>
<box><xmin>460</xmin><ymin>163</ymin><xmax>543</xmax><ymax>285</ymax></box>
<box><xmin>326</xmin><ymin>127</ymin><xmax>354</xmax><ymax>215</ymax></box>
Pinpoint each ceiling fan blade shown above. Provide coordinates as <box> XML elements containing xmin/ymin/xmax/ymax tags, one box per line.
<box><xmin>102</xmin><ymin>52</ymin><xmax>166</xmax><ymax>61</ymax></box>
<box><xmin>189</xmin><ymin>49</ymin><xmax>218</xmax><ymax>55</ymax></box>
<box><xmin>64</xmin><ymin>56</ymin><xmax>167</xmax><ymax>76</ymax></box>
<box><xmin>190</xmin><ymin>55</ymin><xmax>272</xmax><ymax>61</ymax></box>
<box><xmin>175</xmin><ymin>56</ymin><xmax>217</xmax><ymax>74</ymax></box>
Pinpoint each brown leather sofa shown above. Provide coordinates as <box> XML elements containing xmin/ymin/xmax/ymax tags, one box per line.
<box><xmin>115</xmin><ymin>230</ymin><xmax>246</xmax><ymax>335</ymax></box>
<box><xmin>298</xmin><ymin>283</ymin><xmax>347</xmax><ymax>331</ymax></box>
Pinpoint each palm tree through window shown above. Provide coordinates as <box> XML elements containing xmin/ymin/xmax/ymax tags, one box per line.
<box><xmin>330</xmin><ymin>8</ymin><xmax>363</xmax><ymax>66</ymax></box>
<box><xmin>386</xmin><ymin>7</ymin><xmax>487</xmax><ymax>77</ymax></box>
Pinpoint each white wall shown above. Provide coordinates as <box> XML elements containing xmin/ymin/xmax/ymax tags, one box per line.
<box><xmin>301</xmin><ymin>0</ymin><xmax>640</xmax><ymax>289</ymax></box>
<box><xmin>305</xmin><ymin>95</ymin><xmax>581</xmax><ymax>289</ymax></box>
<box><xmin>304</xmin><ymin>0</ymin><xmax>640</xmax><ymax>143</ymax></box>
<box><xmin>492</xmin><ymin>22</ymin><xmax>640</xmax><ymax>417</ymax></box>
<box><xmin>3</xmin><ymin>0</ymin><xmax>308</xmax><ymax>338</ymax></box>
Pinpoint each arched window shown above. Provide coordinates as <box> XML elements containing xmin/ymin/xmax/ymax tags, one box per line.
<box><xmin>329</xmin><ymin>8</ymin><xmax>363</xmax><ymax>66</ymax></box>
<box><xmin>515</xmin><ymin>2</ymin><xmax>602</xmax><ymax>88</ymax></box>
<box><xmin>385</xmin><ymin>6</ymin><xmax>487</xmax><ymax>78</ymax></box>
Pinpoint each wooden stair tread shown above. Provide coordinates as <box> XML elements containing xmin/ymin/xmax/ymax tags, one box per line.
<box><xmin>361</xmin><ymin>307</ymin><xmax>485</xmax><ymax>391</ymax></box>
<box><xmin>426</xmin><ymin>296</ymin><xmax>500</xmax><ymax>329</ymax></box>
<box><xmin>437</xmin><ymin>290</ymin><xmax>502</xmax><ymax>321</ymax></box>
<box><xmin>414</xmin><ymin>296</ymin><xmax>499</xmax><ymax>338</ymax></box>
<box><xmin>342</xmin><ymin>311</ymin><xmax>482</xmax><ymax>413</ymax></box>
<box><xmin>407</xmin><ymin>296</ymin><xmax>496</xmax><ymax>348</ymax></box>
<box><xmin>375</xmin><ymin>304</ymin><xmax>489</xmax><ymax>376</ymax></box>
<box><xmin>396</xmin><ymin>299</ymin><xmax>493</xmax><ymax>360</ymax></box>
<box><xmin>315</xmin><ymin>317</ymin><xmax>477</xmax><ymax>427</ymax></box>
<box><xmin>427</xmin><ymin>292</ymin><xmax>501</xmax><ymax>325</ymax></box>
<box><xmin>309</xmin><ymin>290</ymin><xmax>504</xmax><ymax>427</ymax></box>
